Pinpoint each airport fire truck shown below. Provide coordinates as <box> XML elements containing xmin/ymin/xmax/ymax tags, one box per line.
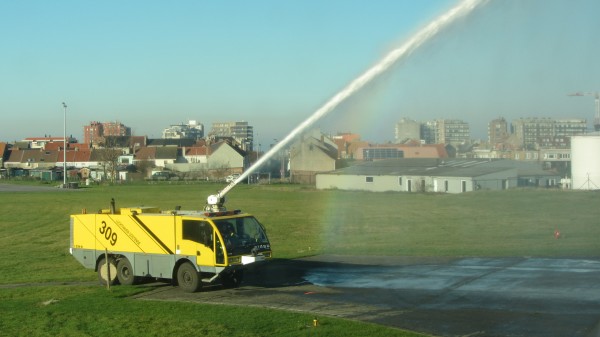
<box><xmin>69</xmin><ymin>197</ymin><xmax>271</xmax><ymax>292</ymax></box>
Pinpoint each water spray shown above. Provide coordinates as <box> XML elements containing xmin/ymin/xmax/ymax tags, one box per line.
<box><xmin>206</xmin><ymin>0</ymin><xmax>486</xmax><ymax>211</ymax></box>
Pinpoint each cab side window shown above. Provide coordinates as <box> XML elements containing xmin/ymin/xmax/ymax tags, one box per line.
<box><xmin>182</xmin><ymin>220</ymin><xmax>213</xmax><ymax>249</ymax></box>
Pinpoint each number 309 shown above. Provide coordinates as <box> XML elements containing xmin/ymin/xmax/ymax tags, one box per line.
<box><xmin>99</xmin><ymin>221</ymin><xmax>118</xmax><ymax>246</ymax></box>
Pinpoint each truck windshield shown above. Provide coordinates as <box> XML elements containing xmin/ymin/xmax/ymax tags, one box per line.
<box><xmin>214</xmin><ymin>216</ymin><xmax>269</xmax><ymax>256</ymax></box>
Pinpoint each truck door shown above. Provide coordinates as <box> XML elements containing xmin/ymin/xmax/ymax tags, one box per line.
<box><xmin>180</xmin><ymin>220</ymin><xmax>215</xmax><ymax>267</ymax></box>
<box><xmin>214</xmin><ymin>233</ymin><xmax>226</xmax><ymax>266</ymax></box>
<box><xmin>213</xmin><ymin>220</ymin><xmax>234</xmax><ymax>266</ymax></box>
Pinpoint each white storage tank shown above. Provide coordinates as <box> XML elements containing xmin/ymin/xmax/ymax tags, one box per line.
<box><xmin>571</xmin><ymin>133</ymin><xmax>600</xmax><ymax>190</ymax></box>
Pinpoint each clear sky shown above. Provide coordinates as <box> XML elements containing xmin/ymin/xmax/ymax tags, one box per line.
<box><xmin>1</xmin><ymin>0</ymin><xmax>599</xmax><ymax>148</ymax></box>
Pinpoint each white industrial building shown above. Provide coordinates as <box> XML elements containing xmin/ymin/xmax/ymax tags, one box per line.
<box><xmin>571</xmin><ymin>133</ymin><xmax>600</xmax><ymax>190</ymax></box>
<box><xmin>316</xmin><ymin>158</ymin><xmax>560</xmax><ymax>194</ymax></box>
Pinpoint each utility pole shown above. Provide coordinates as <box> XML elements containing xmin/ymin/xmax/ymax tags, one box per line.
<box><xmin>62</xmin><ymin>102</ymin><xmax>67</xmax><ymax>187</ymax></box>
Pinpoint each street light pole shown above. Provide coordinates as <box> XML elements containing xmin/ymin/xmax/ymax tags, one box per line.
<box><xmin>62</xmin><ymin>102</ymin><xmax>67</xmax><ymax>187</ymax></box>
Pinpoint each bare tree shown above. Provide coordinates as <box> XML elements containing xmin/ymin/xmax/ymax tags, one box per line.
<box><xmin>135</xmin><ymin>160</ymin><xmax>153</xmax><ymax>179</ymax></box>
<box><xmin>97</xmin><ymin>136</ymin><xmax>126</xmax><ymax>183</ymax></box>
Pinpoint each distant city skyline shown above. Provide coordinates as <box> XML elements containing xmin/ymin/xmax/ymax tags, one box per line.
<box><xmin>1</xmin><ymin>0</ymin><xmax>599</xmax><ymax>148</ymax></box>
<box><xmin>8</xmin><ymin>114</ymin><xmax>590</xmax><ymax>149</ymax></box>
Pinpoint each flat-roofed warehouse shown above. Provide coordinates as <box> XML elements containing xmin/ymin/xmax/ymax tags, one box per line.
<box><xmin>316</xmin><ymin>158</ymin><xmax>560</xmax><ymax>193</ymax></box>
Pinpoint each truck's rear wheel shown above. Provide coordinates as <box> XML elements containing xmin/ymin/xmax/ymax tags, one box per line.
<box><xmin>116</xmin><ymin>257</ymin><xmax>137</xmax><ymax>286</ymax></box>
<box><xmin>177</xmin><ymin>262</ymin><xmax>202</xmax><ymax>293</ymax></box>
<box><xmin>97</xmin><ymin>256</ymin><xmax>119</xmax><ymax>286</ymax></box>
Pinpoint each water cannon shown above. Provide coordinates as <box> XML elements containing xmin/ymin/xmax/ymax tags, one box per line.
<box><xmin>205</xmin><ymin>193</ymin><xmax>226</xmax><ymax>212</ymax></box>
<box><xmin>204</xmin><ymin>177</ymin><xmax>240</xmax><ymax>212</ymax></box>
<box><xmin>202</xmin><ymin>128</ymin><xmax>292</xmax><ymax>211</ymax></box>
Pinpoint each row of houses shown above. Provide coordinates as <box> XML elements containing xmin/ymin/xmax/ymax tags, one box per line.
<box><xmin>0</xmin><ymin>130</ymin><xmax>345</xmax><ymax>184</ymax></box>
<box><xmin>1</xmin><ymin>138</ymin><xmax>248</xmax><ymax>181</ymax></box>
<box><xmin>1</xmin><ymin>130</ymin><xmax>563</xmax><ymax>193</ymax></box>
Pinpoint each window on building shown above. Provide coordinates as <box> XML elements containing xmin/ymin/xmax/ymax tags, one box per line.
<box><xmin>444</xmin><ymin>180</ymin><xmax>449</xmax><ymax>192</ymax></box>
<box><xmin>398</xmin><ymin>176</ymin><xmax>402</xmax><ymax>185</ymax></box>
<box><xmin>362</xmin><ymin>148</ymin><xmax>404</xmax><ymax>160</ymax></box>
<box><xmin>366</xmin><ymin>176</ymin><xmax>374</xmax><ymax>183</ymax></box>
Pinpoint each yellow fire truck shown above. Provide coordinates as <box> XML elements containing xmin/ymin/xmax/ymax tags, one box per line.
<box><xmin>69</xmin><ymin>198</ymin><xmax>271</xmax><ymax>292</ymax></box>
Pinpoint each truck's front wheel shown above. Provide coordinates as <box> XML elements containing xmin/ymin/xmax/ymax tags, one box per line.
<box><xmin>177</xmin><ymin>262</ymin><xmax>202</xmax><ymax>293</ymax></box>
<box><xmin>97</xmin><ymin>256</ymin><xmax>119</xmax><ymax>286</ymax></box>
<box><xmin>221</xmin><ymin>269</ymin><xmax>244</xmax><ymax>288</ymax></box>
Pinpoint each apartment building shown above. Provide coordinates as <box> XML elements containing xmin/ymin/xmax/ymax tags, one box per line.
<box><xmin>512</xmin><ymin>118</ymin><xmax>586</xmax><ymax>150</ymax></box>
<box><xmin>394</xmin><ymin>118</ymin><xmax>421</xmax><ymax>143</ymax></box>
<box><xmin>209</xmin><ymin>121</ymin><xmax>253</xmax><ymax>151</ymax></box>
<box><xmin>488</xmin><ymin>118</ymin><xmax>509</xmax><ymax>146</ymax></box>
<box><xmin>162</xmin><ymin>120</ymin><xmax>204</xmax><ymax>140</ymax></box>
<box><xmin>84</xmin><ymin>121</ymin><xmax>132</xmax><ymax>146</ymax></box>
<box><xmin>421</xmin><ymin>119</ymin><xmax>470</xmax><ymax>145</ymax></box>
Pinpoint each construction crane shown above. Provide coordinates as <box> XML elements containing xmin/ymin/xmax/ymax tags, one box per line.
<box><xmin>568</xmin><ymin>91</ymin><xmax>600</xmax><ymax>131</ymax></box>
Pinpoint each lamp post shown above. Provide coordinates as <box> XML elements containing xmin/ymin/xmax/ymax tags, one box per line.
<box><xmin>62</xmin><ymin>102</ymin><xmax>67</xmax><ymax>187</ymax></box>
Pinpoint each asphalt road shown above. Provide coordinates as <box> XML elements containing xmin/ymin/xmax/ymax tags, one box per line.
<box><xmin>136</xmin><ymin>255</ymin><xmax>600</xmax><ymax>337</ymax></box>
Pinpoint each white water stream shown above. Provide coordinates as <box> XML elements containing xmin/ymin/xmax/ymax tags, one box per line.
<box><xmin>213</xmin><ymin>0</ymin><xmax>486</xmax><ymax>202</ymax></box>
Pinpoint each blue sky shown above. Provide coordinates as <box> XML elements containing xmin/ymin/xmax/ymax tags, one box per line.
<box><xmin>1</xmin><ymin>0</ymin><xmax>599</xmax><ymax>147</ymax></box>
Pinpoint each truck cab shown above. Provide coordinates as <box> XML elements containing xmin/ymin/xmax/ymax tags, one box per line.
<box><xmin>176</xmin><ymin>210</ymin><xmax>272</xmax><ymax>289</ymax></box>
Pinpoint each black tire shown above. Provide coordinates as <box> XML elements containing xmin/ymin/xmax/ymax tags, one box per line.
<box><xmin>116</xmin><ymin>257</ymin><xmax>137</xmax><ymax>286</ymax></box>
<box><xmin>97</xmin><ymin>256</ymin><xmax>119</xmax><ymax>286</ymax></box>
<box><xmin>221</xmin><ymin>269</ymin><xmax>244</xmax><ymax>288</ymax></box>
<box><xmin>177</xmin><ymin>262</ymin><xmax>202</xmax><ymax>293</ymax></box>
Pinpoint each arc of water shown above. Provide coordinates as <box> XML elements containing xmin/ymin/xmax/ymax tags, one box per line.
<box><xmin>210</xmin><ymin>0</ymin><xmax>486</xmax><ymax>204</ymax></box>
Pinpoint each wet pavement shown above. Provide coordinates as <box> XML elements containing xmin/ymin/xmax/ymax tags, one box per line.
<box><xmin>136</xmin><ymin>255</ymin><xmax>600</xmax><ymax>337</ymax></box>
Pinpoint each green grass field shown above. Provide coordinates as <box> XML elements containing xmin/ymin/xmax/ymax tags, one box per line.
<box><xmin>0</xmin><ymin>182</ymin><xmax>598</xmax><ymax>336</ymax></box>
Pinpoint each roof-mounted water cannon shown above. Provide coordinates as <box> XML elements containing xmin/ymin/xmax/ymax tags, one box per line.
<box><xmin>204</xmin><ymin>175</ymin><xmax>244</xmax><ymax>212</ymax></box>
<box><xmin>205</xmin><ymin>193</ymin><xmax>226</xmax><ymax>212</ymax></box>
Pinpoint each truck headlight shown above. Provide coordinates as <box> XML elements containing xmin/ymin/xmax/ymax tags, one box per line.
<box><xmin>228</xmin><ymin>256</ymin><xmax>241</xmax><ymax>264</ymax></box>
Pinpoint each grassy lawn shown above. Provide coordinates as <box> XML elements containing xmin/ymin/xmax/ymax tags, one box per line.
<box><xmin>0</xmin><ymin>181</ymin><xmax>598</xmax><ymax>336</ymax></box>
<box><xmin>0</xmin><ymin>285</ymin><xmax>420</xmax><ymax>337</ymax></box>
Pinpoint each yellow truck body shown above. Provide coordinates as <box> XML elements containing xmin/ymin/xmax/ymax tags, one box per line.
<box><xmin>70</xmin><ymin>203</ymin><xmax>271</xmax><ymax>292</ymax></box>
